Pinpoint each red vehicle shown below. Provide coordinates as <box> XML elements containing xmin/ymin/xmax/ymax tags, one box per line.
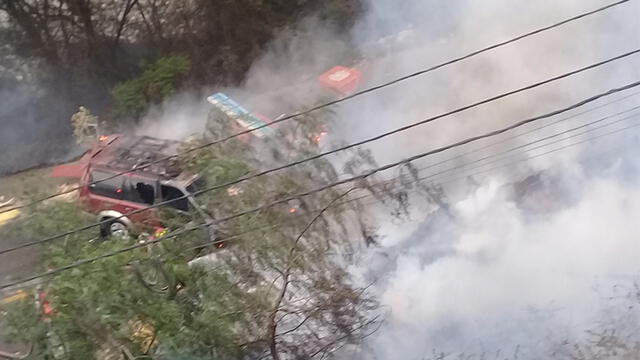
<box><xmin>53</xmin><ymin>134</ymin><xmax>209</xmax><ymax>238</ymax></box>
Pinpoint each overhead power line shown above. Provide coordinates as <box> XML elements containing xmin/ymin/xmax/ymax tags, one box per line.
<box><xmin>172</xmin><ymin>116</ymin><xmax>640</xmax><ymax>264</ymax></box>
<box><xmin>2</xmin><ymin>49</ymin><xmax>639</xmax><ymax>257</ymax></box>
<box><xmin>190</xmin><ymin>109</ymin><xmax>640</xmax><ymax>252</ymax></box>
<box><xmin>181</xmin><ymin>120</ymin><xmax>640</xmax><ymax>269</ymax></box>
<box><xmin>406</xmin><ymin>93</ymin><xmax>640</xmax><ymax>176</ymax></box>
<box><xmin>411</xmin><ymin>105</ymin><xmax>640</xmax><ymax>176</ymax></box>
<box><xmin>342</xmin><ymin>122</ymin><xmax>640</xmax><ymax>211</ymax></box>
<box><xmin>0</xmin><ymin>0</ymin><xmax>630</xmax><ymax>216</ymax></box>
<box><xmin>5</xmin><ymin>90</ymin><xmax>638</xmax><ymax>275</ymax></box>
<box><xmin>406</xmin><ymin>113</ymin><xmax>640</xmax><ymax>187</ymax></box>
<box><xmin>336</xmin><ymin>103</ymin><xmax>640</xmax><ymax>198</ymax></box>
<box><xmin>2</xmin><ymin>118</ymin><xmax>638</xmax><ymax>291</ymax></box>
<box><xmin>430</xmin><ymin>122</ymin><xmax>640</xmax><ymax>186</ymax></box>
<box><xmin>176</xmin><ymin>114</ymin><xmax>640</xmax><ymax>262</ymax></box>
<box><xmin>2</xmin><ymin>79</ymin><xmax>640</xmax><ymax>290</ymax></box>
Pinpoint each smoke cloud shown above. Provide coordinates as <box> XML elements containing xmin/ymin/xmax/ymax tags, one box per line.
<box><xmin>0</xmin><ymin>31</ymin><xmax>84</xmax><ymax>175</ymax></box>
<box><xmin>0</xmin><ymin>78</ymin><xmax>77</xmax><ymax>176</ymax></box>
<box><xmin>130</xmin><ymin>0</ymin><xmax>640</xmax><ymax>357</ymax></box>
<box><xmin>5</xmin><ymin>2</ymin><xmax>640</xmax><ymax>356</ymax></box>
<box><xmin>335</xmin><ymin>0</ymin><xmax>640</xmax><ymax>358</ymax></box>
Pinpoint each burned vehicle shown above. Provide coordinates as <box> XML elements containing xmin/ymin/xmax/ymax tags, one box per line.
<box><xmin>52</xmin><ymin>134</ymin><xmax>211</xmax><ymax>239</ymax></box>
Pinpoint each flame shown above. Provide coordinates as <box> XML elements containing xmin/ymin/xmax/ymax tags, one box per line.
<box><xmin>289</xmin><ymin>207</ymin><xmax>298</xmax><ymax>213</ymax></box>
<box><xmin>154</xmin><ymin>227</ymin><xmax>168</xmax><ymax>238</ymax></box>
<box><xmin>99</xmin><ymin>135</ymin><xmax>109</xmax><ymax>142</ymax></box>
<box><xmin>39</xmin><ymin>292</ymin><xmax>55</xmax><ymax>317</ymax></box>
<box><xmin>313</xmin><ymin>131</ymin><xmax>328</xmax><ymax>144</ymax></box>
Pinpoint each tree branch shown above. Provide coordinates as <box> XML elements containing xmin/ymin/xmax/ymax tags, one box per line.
<box><xmin>113</xmin><ymin>0</ymin><xmax>138</xmax><ymax>49</ymax></box>
<box><xmin>267</xmin><ymin>186</ymin><xmax>359</xmax><ymax>360</ymax></box>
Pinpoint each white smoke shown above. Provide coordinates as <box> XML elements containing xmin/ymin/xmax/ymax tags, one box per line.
<box><xmin>135</xmin><ymin>17</ymin><xmax>355</xmax><ymax>140</ymax></box>
<box><xmin>356</xmin><ymin>162</ymin><xmax>640</xmax><ymax>358</ymax></box>
<box><xmin>339</xmin><ymin>0</ymin><xmax>640</xmax><ymax>358</ymax></box>
<box><xmin>134</xmin><ymin>0</ymin><xmax>640</xmax><ymax>357</ymax></box>
<box><xmin>136</xmin><ymin>90</ymin><xmax>212</xmax><ymax>140</ymax></box>
<box><xmin>335</xmin><ymin>0</ymin><xmax>640</xmax><ymax>167</ymax></box>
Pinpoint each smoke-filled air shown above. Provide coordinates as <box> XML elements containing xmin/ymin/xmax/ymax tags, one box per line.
<box><xmin>345</xmin><ymin>0</ymin><xmax>640</xmax><ymax>358</ymax></box>
<box><xmin>2</xmin><ymin>0</ymin><xmax>640</xmax><ymax>359</ymax></box>
<box><xmin>133</xmin><ymin>0</ymin><xmax>640</xmax><ymax>356</ymax></box>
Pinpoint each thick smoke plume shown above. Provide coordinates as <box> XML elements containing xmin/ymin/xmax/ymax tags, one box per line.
<box><xmin>337</xmin><ymin>0</ymin><xmax>640</xmax><ymax>358</ymax></box>
<box><xmin>35</xmin><ymin>0</ymin><xmax>640</xmax><ymax>357</ymax></box>
<box><xmin>0</xmin><ymin>57</ymin><xmax>78</xmax><ymax>175</ymax></box>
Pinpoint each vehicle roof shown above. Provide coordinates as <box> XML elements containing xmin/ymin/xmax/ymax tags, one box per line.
<box><xmin>90</xmin><ymin>134</ymin><xmax>193</xmax><ymax>182</ymax></box>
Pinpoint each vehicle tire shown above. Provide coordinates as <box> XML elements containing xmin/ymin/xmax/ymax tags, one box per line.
<box><xmin>100</xmin><ymin>218</ymin><xmax>130</xmax><ymax>239</ymax></box>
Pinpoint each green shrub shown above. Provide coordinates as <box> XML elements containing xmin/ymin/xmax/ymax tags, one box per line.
<box><xmin>112</xmin><ymin>55</ymin><xmax>191</xmax><ymax>121</ymax></box>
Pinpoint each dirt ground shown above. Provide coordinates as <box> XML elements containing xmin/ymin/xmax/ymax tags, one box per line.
<box><xmin>0</xmin><ymin>167</ymin><xmax>65</xmax><ymax>351</ymax></box>
<box><xmin>0</xmin><ymin>167</ymin><xmax>73</xmax><ymax>288</ymax></box>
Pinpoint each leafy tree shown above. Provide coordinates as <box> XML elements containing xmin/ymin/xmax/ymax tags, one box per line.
<box><xmin>2</xmin><ymin>98</ymin><xmax>448</xmax><ymax>359</ymax></box>
<box><xmin>0</xmin><ymin>0</ymin><xmax>362</xmax><ymax>111</ymax></box>
<box><xmin>70</xmin><ymin>107</ymin><xmax>100</xmax><ymax>146</ymax></box>
<box><xmin>0</xmin><ymin>0</ymin><xmax>364</xmax><ymax>174</ymax></box>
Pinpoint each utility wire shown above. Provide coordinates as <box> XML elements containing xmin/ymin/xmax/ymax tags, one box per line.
<box><xmin>347</xmin><ymin>123</ymin><xmax>639</xmax><ymax>212</ymax></box>
<box><xmin>0</xmin><ymin>0</ymin><xmax>630</xmax><ymax>217</ymax></box>
<box><xmin>406</xmin><ymin>94</ymin><xmax>640</xmax><ymax>177</ymax></box>
<box><xmin>2</xmin><ymin>120</ymin><xmax>637</xmax><ymax>291</ymax></box>
<box><xmin>3</xmin><ymin>80</ymin><xmax>640</xmax><ymax>290</ymax></box>
<box><xmin>183</xmin><ymin>111</ymin><xmax>640</xmax><ymax>258</ymax></box>
<box><xmin>321</xmin><ymin>96</ymin><xmax>640</xmax><ymax>197</ymax></box>
<box><xmin>170</xmin><ymin>116</ymin><xmax>640</xmax><ymax>263</ymax></box>
<box><xmin>5</xmin><ymin>93</ymin><xmax>638</xmax><ymax>270</ymax></box>
<box><xmin>408</xmin><ymin>106</ymin><xmax>640</xmax><ymax>181</ymax></box>
<box><xmin>430</xmin><ymin>122</ymin><xmax>640</xmax><ymax>186</ymax></box>
<box><xmin>406</xmin><ymin>115</ymin><xmax>640</xmax><ymax>189</ymax></box>
<box><xmin>3</xmin><ymin>49</ymin><xmax>639</xmax><ymax>257</ymax></box>
<box><xmin>331</xmin><ymin>109</ymin><xmax>640</xmax><ymax>208</ymax></box>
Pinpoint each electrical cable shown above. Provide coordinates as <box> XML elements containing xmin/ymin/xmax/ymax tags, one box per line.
<box><xmin>3</xmin><ymin>122</ymin><xmax>635</xmax><ymax>291</ymax></box>
<box><xmin>3</xmin><ymin>51</ymin><xmax>640</xmax><ymax>257</ymax></box>
<box><xmin>186</xmin><ymin>116</ymin><xmax>640</xmax><ymax>262</ymax></box>
<box><xmin>3</xmin><ymin>81</ymin><xmax>640</xmax><ymax>289</ymax></box>
<box><xmin>0</xmin><ymin>0</ymin><xmax>630</xmax><ymax>216</ymax></box>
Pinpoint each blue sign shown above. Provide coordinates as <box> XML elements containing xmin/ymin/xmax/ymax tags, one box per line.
<box><xmin>207</xmin><ymin>93</ymin><xmax>274</xmax><ymax>138</ymax></box>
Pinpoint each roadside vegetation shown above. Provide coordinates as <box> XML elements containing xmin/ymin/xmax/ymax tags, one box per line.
<box><xmin>0</xmin><ymin>0</ymin><xmax>362</xmax><ymax>128</ymax></box>
<box><xmin>0</xmin><ymin>99</ymin><xmax>445</xmax><ymax>359</ymax></box>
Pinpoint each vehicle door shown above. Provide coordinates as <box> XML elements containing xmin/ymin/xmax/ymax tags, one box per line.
<box><xmin>84</xmin><ymin>169</ymin><xmax>127</xmax><ymax>214</ymax></box>
<box><xmin>161</xmin><ymin>182</ymin><xmax>222</xmax><ymax>249</ymax></box>
<box><xmin>121</xmin><ymin>175</ymin><xmax>161</xmax><ymax>228</ymax></box>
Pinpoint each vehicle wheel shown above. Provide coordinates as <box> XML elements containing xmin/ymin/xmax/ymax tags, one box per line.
<box><xmin>100</xmin><ymin>219</ymin><xmax>130</xmax><ymax>239</ymax></box>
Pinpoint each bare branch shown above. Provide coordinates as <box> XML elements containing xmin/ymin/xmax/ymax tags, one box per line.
<box><xmin>113</xmin><ymin>0</ymin><xmax>139</xmax><ymax>48</ymax></box>
<box><xmin>267</xmin><ymin>186</ymin><xmax>359</xmax><ymax>360</ymax></box>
